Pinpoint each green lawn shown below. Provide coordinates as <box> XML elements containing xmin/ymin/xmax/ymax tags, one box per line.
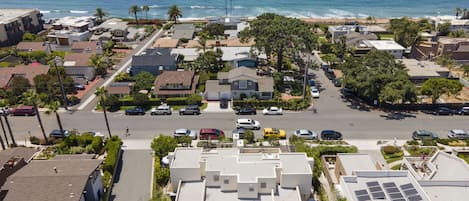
<box><xmin>381</xmin><ymin>150</ymin><xmax>404</xmax><ymax>163</ymax></box>
<box><xmin>391</xmin><ymin>164</ymin><xmax>401</xmax><ymax>170</ymax></box>
<box><xmin>378</xmin><ymin>33</ymin><xmax>394</xmax><ymax>40</ymax></box>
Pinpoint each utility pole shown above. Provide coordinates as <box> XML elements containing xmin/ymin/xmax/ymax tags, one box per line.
<box><xmin>3</xmin><ymin>113</ymin><xmax>16</xmax><ymax>147</ymax></box>
<box><xmin>54</xmin><ymin>56</ymin><xmax>68</xmax><ymax>110</ymax></box>
<box><xmin>0</xmin><ymin>115</ymin><xmax>6</xmax><ymax>149</ymax></box>
<box><xmin>0</xmin><ymin>116</ymin><xmax>9</xmax><ymax>147</ymax></box>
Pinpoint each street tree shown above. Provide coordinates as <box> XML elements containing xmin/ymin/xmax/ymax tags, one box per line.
<box><xmin>240</xmin><ymin>13</ymin><xmax>317</xmax><ymax>71</ymax></box>
<box><xmin>94</xmin><ymin>8</ymin><xmax>107</xmax><ymax>24</ymax></box>
<box><xmin>129</xmin><ymin>5</ymin><xmax>141</xmax><ymax>27</ymax></box>
<box><xmin>341</xmin><ymin>51</ymin><xmax>417</xmax><ymax>104</ymax></box>
<box><xmin>151</xmin><ymin>135</ymin><xmax>177</xmax><ymax>158</ymax></box>
<box><xmin>95</xmin><ymin>87</ymin><xmax>112</xmax><ymax>138</ymax></box>
<box><xmin>167</xmin><ymin>5</ymin><xmax>182</xmax><ymax>24</ymax></box>
<box><xmin>22</xmin><ymin>90</ymin><xmax>48</xmax><ymax>144</ymax></box>
<box><xmin>321</xmin><ymin>54</ymin><xmax>340</xmax><ymax>66</ymax></box>
<box><xmin>421</xmin><ymin>78</ymin><xmax>463</xmax><ymax>104</ymax></box>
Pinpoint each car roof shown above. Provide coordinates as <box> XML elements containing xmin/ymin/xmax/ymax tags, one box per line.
<box><xmin>237</xmin><ymin>118</ymin><xmax>253</xmax><ymax>122</ymax></box>
<box><xmin>157</xmin><ymin>105</ymin><xmax>170</xmax><ymax>109</ymax></box>
<box><xmin>175</xmin><ymin>128</ymin><xmax>189</xmax><ymax>133</ymax></box>
<box><xmin>450</xmin><ymin>129</ymin><xmax>467</xmax><ymax>134</ymax></box>
<box><xmin>296</xmin><ymin>129</ymin><xmax>311</xmax><ymax>133</ymax></box>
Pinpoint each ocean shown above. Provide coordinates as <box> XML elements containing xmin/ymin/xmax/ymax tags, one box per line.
<box><xmin>1</xmin><ymin>0</ymin><xmax>467</xmax><ymax>20</ymax></box>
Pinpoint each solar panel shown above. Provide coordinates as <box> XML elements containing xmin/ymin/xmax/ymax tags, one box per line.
<box><xmin>357</xmin><ymin>194</ymin><xmax>372</xmax><ymax>201</ymax></box>
<box><xmin>369</xmin><ymin>186</ymin><xmax>383</xmax><ymax>192</ymax></box>
<box><xmin>408</xmin><ymin>195</ymin><xmax>423</xmax><ymax>201</ymax></box>
<box><xmin>403</xmin><ymin>189</ymin><xmax>418</xmax><ymax>196</ymax></box>
<box><xmin>355</xmin><ymin>190</ymin><xmax>368</xmax><ymax>196</ymax></box>
<box><xmin>385</xmin><ymin>187</ymin><xmax>400</xmax><ymax>193</ymax></box>
<box><xmin>383</xmin><ymin>182</ymin><xmax>397</xmax><ymax>188</ymax></box>
<box><xmin>400</xmin><ymin>183</ymin><xmax>415</xmax><ymax>190</ymax></box>
<box><xmin>366</xmin><ymin>181</ymin><xmax>380</xmax><ymax>187</ymax></box>
<box><xmin>388</xmin><ymin>192</ymin><xmax>404</xmax><ymax>199</ymax></box>
<box><xmin>371</xmin><ymin>191</ymin><xmax>386</xmax><ymax>199</ymax></box>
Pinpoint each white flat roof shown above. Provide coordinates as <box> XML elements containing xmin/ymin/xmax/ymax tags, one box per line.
<box><xmin>362</xmin><ymin>40</ymin><xmax>405</xmax><ymax>50</ymax></box>
<box><xmin>279</xmin><ymin>153</ymin><xmax>312</xmax><ymax>174</ymax></box>
<box><xmin>0</xmin><ymin>9</ymin><xmax>38</xmax><ymax>24</ymax></box>
<box><xmin>399</xmin><ymin>59</ymin><xmax>449</xmax><ymax>77</ymax></box>
<box><xmin>170</xmin><ymin>48</ymin><xmax>201</xmax><ymax>61</ymax></box>
<box><xmin>171</xmin><ymin>148</ymin><xmax>202</xmax><ymax>168</ymax></box>
<box><xmin>422</xmin><ymin>185</ymin><xmax>469</xmax><ymax>201</ymax></box>
<box><xmin>430</xmin><ymin>152</ymin><xmax>469</xmax><ymax>180</ymax></box>
<box><xmin>176</xmin><ymin>181</ymin><xmax>205</xmax><ymax>201</ymax></box>
<box><xmin>337</xmin><ymin>153</ymin><xmax>376</xmax><ymax>175</ymax></box>
<box><xmin>203</xmin><ymin>186</ymin><xmax>301</xmax><ymax>201</ymax></box>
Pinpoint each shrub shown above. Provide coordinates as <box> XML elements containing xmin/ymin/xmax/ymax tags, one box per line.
<box><xmin>382</xmin><ymin>145</ymin><xmax>400</xmax><ymax>154</ymax></box>
<box><xmin>103</xmin><ymin>136</ymin><xmax>122</xmax><ymax>173</ymax></box>
<box><xmin>69</xmin><ymin>146</ymin><xmax>85</xmax><ymax>154</ymax></box>
<box><xmin>244</xmin><ymin>130</ymin><xmax>255</xmax><ymax>144</ymax></box>
<box><xmin>406</xmin><ymin>140</ymin><xmax>419</xmax><ymax>145</ymax></box>
<box><xmin>185</xmin><ymin>94</ymin><xmax>202</xmax><ymax>105</ymax></box>
<box><xmin>151</xmin><ymin>135</ymin><xmax>177</xmax><ymax>159</ymax></box>
<box><xmin>179</xmin><ymin>38</ymin><xmax>189</xmax><ymax>43</ymax></box>
<box><xmin>29</xmin><ymin>136</ymin><xmax>40</xmax><ymax>145</ymax></box>
<box><xmin>422</xmin><ymin>139</ymin><xmax>437</xmax><ymax>146</ymax></box>
<box><xmin>176</xmin><ymin>136</ymin><xmax>192</xmax><ymax>147</ymax></box>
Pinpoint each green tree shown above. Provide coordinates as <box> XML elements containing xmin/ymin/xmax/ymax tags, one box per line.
<box><xmin>133</xmin><ymin>71</ymin><xmax>155</xmax><ymax>92</ymax></box>
<box><xmin>449</xmin><ymin>29</ymin><xmax>466</xmax><ymax>38</ymax></box>
<box><xmin>203</xmin><ymin>23</ymin><xmax>225</xmax><ymax>37</ymax></box>
<box><xmin>94</xmin><ymin>8</ymin><xmax>107</xmax><ymax>24</ymax></box>
<box><xmin>47</xmin><ymin>101</ymin><xmax>65</xmax><ymax>138</ymax></box>
<box><xmin>89</xmin><ymin>54</ymin><xmax>107</xmax><ymax>77</ymax></box>
<box><xmin>167</xmin><ymin>5</ymin><xmax>182</xmax><ymax>24</ymax></box>
<box><xmin>462</xmin><ymin>64</ymin><xmax>469</xmax><ymax>77</ymax></box>
<box><xmin>389</xmin><ymin>17</ymin><xmax>421</xmax><ymax>48</ymax></box>
<box><xmin>240</xmin><ymin>13</ymin><xmax>317</xmax><ymax>71</ymax></box>
<box><xmin>435</xmin><ymin>54</ymin><xmax>456</xmax><ymax>68</ymax></box>
<box><xmin>437</xmin><ymin>22</ymin><xmax>451</xmax><ymax>36</ymax></box>
<box><xmin>129</xmin><ymin>5</ymin><xmax>141</xmax><ymax>27</ymax></box>
<box><xmin>185</xmin><ymin>94</ymin><xmax>202</xmax><ymax>105</ymax></box>
<box><xmin>379</xmin><ymin>80</ymin><xmax>417</xmax><ymax>104</ymax></box>
<box><xmin>151</xmin><ymin>135</ymin><xmax>177</xmax><ymax>158</ymax></box>
<box><xmin>321</xmin><ymin>54</ymin><xmax>339</xmax><ymax>66</ymax></box>
<box><xmin>142</xmin><ymin>5</ymin><xmax>150</xmax><ymax>20</ymax></box>
<box><xmin>421</xmin><ymin>78</ymin><xmax>463</xmax><ymax>104</ymax></box>
<box><xmin>244</xmin><ymin>130</ymin><xmax>255</xmax><ymax>144</ymax></box>
<box><xmin>8</xmin><ymin>76</ymin><xmax>31</xmax><ymax>97</ymax></box>
<box><xmin>22</xmin><ymin>32</ymin><xmax>36</xmax><ymax>41</ymax></box>
<box><xmin>22</xmin><ymin>89</ymin><xmax>48</xmax><ymax>144</ymax></box>
<box><xmin>33</xmin><ymin>74</ymin><xmax>51</xmax><ymax>94</ymax></box>
<box><xmin>193</xmin><ymin>50</ymin><xmax>220</xmax><ymax>73</ymax></box>
<box><xmin>133</xmin><ymin>93</ymin><xmax>149</xmax><ymax>107</ymax></box>
<box><xmin>197</xmin><ymin>32</ymin><xmax>209</xmax><ymax>52</ymax></box>
<box><xmin>95</xmin><ymin>87</ymin><xmax>112</xmax><ymax>138</ymax></box>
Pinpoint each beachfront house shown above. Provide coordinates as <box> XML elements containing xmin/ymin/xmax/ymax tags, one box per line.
<box><xmin>47</xmin><ymin>16</ymin><xmax>96</xmax><ymax>46</ymax></box>
<box><xmin>328</xmin><ymin>25</ymin><xmax>386</xmax><ymax>41</ymax></box>
<box><xmin>90</xmin><ymin>18</ymin><xmax>129</xmax><ymax>42</ymax></box>
<box><xmin>358</xmin><ymin>40</ymin><xmax>405</xmax><ymax>58</ymax></box>
<box><xmin>0</xmin><ymin>9</ymin><xmax>44</xmax><ymax>47</ymax></box>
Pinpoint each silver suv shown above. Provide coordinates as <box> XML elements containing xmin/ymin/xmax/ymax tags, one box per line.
<box><xmin>150</xmin><ymin>105</ymin><xmax>172</xmax><ymax>115</ymax></box>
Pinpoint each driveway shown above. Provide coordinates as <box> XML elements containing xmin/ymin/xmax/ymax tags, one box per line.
<box><xmin>111</xmin><ymin>148</ymin><xmax>153</xmax><ymax>201</ymax></box>
<box><xmin>204</xmin><ymin>101</ymin><xmax>234</xmax><ymax>113</ymax></box>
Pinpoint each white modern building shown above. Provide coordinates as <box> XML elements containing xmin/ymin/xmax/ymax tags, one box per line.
<box><xmin>169</xmin><ymin>148</ymin><xmax>314</xmax><ymax>201</ymax></box>
<box><xmin>47</xmin><ymin>16</ymin><xmax>96</xmax><ymax>46</ymax></box>
<box><xmin>402</xmin><ymin>151</ymin><xmax>469</xmax><ymax>201</ymax></box>
<box><xmin>328</xmin><ymin>25</ymin><xmax>386</xmax><ymax>41</ymax></box>
<box><xmin>340</xmin><ymin>170</ymin><xmax>432</xmax><ymax>201</ymax></box>
<box><xmin>359</xmin><ymin>40</ymin><xmax>406</xmax><ymax>58</ymax></box>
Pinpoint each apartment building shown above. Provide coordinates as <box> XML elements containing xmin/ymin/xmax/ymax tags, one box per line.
<box><xmin>0</xmin><ymin>9</ymin><xmax>44</xmax><ymax>47</ymax></box>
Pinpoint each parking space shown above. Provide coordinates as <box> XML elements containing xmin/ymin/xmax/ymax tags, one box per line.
<box><xmin>204</xmin><ymin>101</ymin><xmax>234</xmax><ymax>113</ymax></box>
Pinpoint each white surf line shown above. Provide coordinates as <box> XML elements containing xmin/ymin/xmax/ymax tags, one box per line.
<box><xmin>77</xmin><ymin>29</ymin><xmax>164</xmax><ymax>110</ymax></box>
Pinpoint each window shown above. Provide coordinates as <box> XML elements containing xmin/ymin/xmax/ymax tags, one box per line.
<box><xmin>239</xmin><ymin>80</ymin><xmax>247</xmax><ymax>89</ymax></box>
<box><xmin>213</xmin><ymin>175</ymin><xmax>219</xmax><ymax>182</ymax></box>
<box><xmin>260</xmin><ymin>182</ymin><xmax>266</xmax><ymax>188</ymax></box>
<box><xmin>224</xmin><ymin>179</ymin><xmax>229</xmax><ymax>184</ymax></box>
<box><xmin>249</xmin><ymin>186</ymin><xmax>254</xmax><ymax>192</ymax></box>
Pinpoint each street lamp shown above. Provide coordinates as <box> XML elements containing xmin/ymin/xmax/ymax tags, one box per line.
<box><xmin>54</xmin><ymin>56</ymin><xmax>68</xmax><ymax>110</ymax></box>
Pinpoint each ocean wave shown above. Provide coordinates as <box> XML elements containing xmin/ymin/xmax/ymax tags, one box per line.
<box><xmin>149</xmin><ymin>5</ymin><xmax>160</xmax><ymax>8</ymax></box>
<box><xmin>189</xmin><ymin>5</ymin><xmax>217</xmax><ymax>9</ymax></box>
<box><xmin>327</xmin><ymin>9</ymin><xmax>355</xmax><ymax>18</ymax></box>
<box><xmin>40</xmin><ymin>10</ymin><xmax>50</xmax><ymax>14</ymax></box>
<box><xmin>233</xmin><ymin>6</ymin><xmax>244</xmax><ymax>9</ymax></box>
<box><xmin>70</xmin><ymin>10</ymin><xmax>88</xmax><ymax>14</ymax></box>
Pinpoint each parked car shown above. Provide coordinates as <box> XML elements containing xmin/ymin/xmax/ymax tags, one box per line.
<box><xmin>74</xmin><ymin>83</ymin><xmax>85</xmax><ymax>90</ymax></box>
<box><xmin>235</xmin><ymin>107</ymin><xmax>257</xmax><ymax>115</ymax></box>
<box><xmin>0</xmin><ymin>107</ymin><xmax>9</xmax><ymax>116</ymax></box>
<box><xmin>308</xmin><ymin>79</ymin><xmax>316</xmax><ymax>87</ymax></box>
<box><xmin>49</xmin><ymin>129</ymin><xmax>70</xmax><ymax>138</ymax></box>
<box><xmin>232</xmin><ymin>128</ymin><xmax>246</xmax><ymax>139</ymax></box>
<box><xmin>236</xmin><ymin>118</ymin><xmax>261</xmax><ymax>130</ymax></box>
<box><xmin>9</xmin><ymin>105</ymin><xmax>36</xmax><ymax>116</ymax></box>
<box><xmin>325</xmin><ymin>69</ymin><xmax>336</xmax><ymax>80</ymax></box>
<box><xmin>179</xmin><ymin>105</ymin><xmax>200</xmax><ymax>115</ymax></box>
<box><xmin>456</xmin><ymin>107</ymin><xmax>469</xmax><ymax>115</ymax></box>
<box><xmin>412</xmin><ymin>130</ymin><xmax>439</xmax><ymax>140</ymax></box>
<box><xmin>320</xmin><ymin>130</ymin><xmax>343</xmax><ymax>140</ymax></box>
<box><xmin>310</xmin><ymin>87</ymin><xmax>320</xmax><ymax>98</ymax></box>
<box><xmin>173</xmin><ymin>128</ymin><xmax>197</xmax><ymax>139</ymax></box>
<box><xmin>199</xmin><ymin>128</ymin><xmax>224</xmax><ymax>140</ymax></box>
<box><xmin>220</xmin><ymin>99</ymin><xmax>229</xmax><ymax>109</ymax></box>
<box><xmin>263</xmin><ymin>128</ymin><xmax>286</xmax><ymax>139</ymax></box>
<box><xmin>333</xmin><ymin>78</ymin><xmax>341</xmax><ymax>87</ymax></box>
<box><xmin>448</xmin><ymin>129</ymin><xmax>469</xmax><ymax>139</ymax></box>
<box><xmin>125</xmin><ymin>106</ymin><xmax>145</xmax><ymax>115</ymax></box>
<box><xmin>293</xmin><ymin>129</ymin><xmax>318</xmax><ymax>140</ymax></box>
<box><xmin>150</xmin><ymin>105</ymin><xmax>172</xmax><ymax>115</ymax></box>
<box><xmin>262</xmin><ymin>106</ymin><xmax>283</xmax><ymax>115</ymax></box>
<box><xmin>425</xmin><ymin>107</ymin><xmax>455</xmax><ymax>115</ymax></box>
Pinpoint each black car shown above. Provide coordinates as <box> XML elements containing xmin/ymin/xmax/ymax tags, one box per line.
<box><xmin>325</xmin><ymin>69</ymin><xmax>336</xmax><ymax>80</ymax></box>
<box><xmin>235</xmin><ymin>107</ymin><xmax>257</xmax><ymax>115</ymax></box>
<box><xmin>412</xmin><ymin>130</ymin><xmax>439</xmax><ymax>140</ymax></box>
<box><xmin>125</xmin><ymin>107</ymin><xmax>145</xmax><ymax>115</ymax></box>
<box><xmin>220</xmin><ymin>99</ymin><xmax>229</xmax><ymax>109</ymax></box>
<box><xmin>456</xmin><ymin>107</ymin><xmax>469</xmax><ymax>115</ymax></box>
<box><xmin>179</xmin><ymin>105</ymin><xmax>200</xmax><ymax>115</ymax></box>
<box><xmin>427</xmin><ymin>107</ymin><xmax>455</xmax><ymax>115</ymax></box>
<box><xmin>320</xmin><ymin>130</ymin><xmax>343</xmax><ymax>140</ymax></box>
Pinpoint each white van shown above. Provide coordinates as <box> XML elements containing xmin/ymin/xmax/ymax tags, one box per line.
<box><xmin>236</xmin><ymin>119</ymin><xmax>261</xmax><ymax>130</ymax></box>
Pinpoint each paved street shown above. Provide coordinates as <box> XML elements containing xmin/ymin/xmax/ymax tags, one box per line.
<box><xmin>111</xmin><ymin>149</ymin><xmax>153</xmax><ymax>201</ymax></box>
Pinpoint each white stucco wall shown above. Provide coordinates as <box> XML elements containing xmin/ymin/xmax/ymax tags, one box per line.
<box><xmin>238</xmin><ymin>182</ymin><xmax>259</xmax><ymax>198</ymax></box>
<box><xmin>170</xmin><ymin>167</ymin><xmax>201</xmax><ymax>191</ymax></box>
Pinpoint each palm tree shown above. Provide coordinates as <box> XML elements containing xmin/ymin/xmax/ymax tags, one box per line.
<box><xmin>142</xmin><ymin>5</ymin><xmax>150</xmax><ymax>20</ymax></box>
<box><xmin>22</xmin><ymin>90</ymin><xmax>48</xmax><ymax>144</ymax></box>
<box><xmin>456</xmin><ymin>8</ymin><xmax>462</xmax><ymax>18</ymax></box>
<box><xmin>47</xmin><ymin>101</ymin><xmax>65</xmax><ymax>138</ymax></box>
<box><xmin>94</xmin><ymin>8</ymin><xmax>107</xmax><ymax>24</ymax></box>
<box><xmin>167</xmin><ymin>5</ymin><xmax>182</xmax><ymax>24</ymax></box>
<box><xmin>129</xmin><ymin>5</ymin><xmax>141</xmax><ymax>27</ymax></box>
<box><xmin>95</xmin><ymin>87</ymin><xmax>112</xmax><ymax>138</ymax></box>
<box><xmin>197</xmin><ymin>35</ymin><xmax>208</xmax><ymax>53</ymax></box>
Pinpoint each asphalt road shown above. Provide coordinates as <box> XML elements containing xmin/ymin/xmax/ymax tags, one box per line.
<box><xmin>111</xmin><ymin>149</ymin><xmax>153</xmax><ymax>201</ymax></box>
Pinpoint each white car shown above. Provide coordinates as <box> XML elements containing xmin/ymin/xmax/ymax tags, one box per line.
<box><xmin>173</xmin><ymin>128</ymin><xmax>198</xmax><ymax>139</ymax></box>
<box><xmin>236</xmin><ymin>118</ymin><xmax>261</xmax><ymax>130</ymax></box>
<box><xmin>262</xmin><ymin>106</ymin><xmax>283</xmax><ymax>115</ymax></box>
<box><xmin>293</xmin><ymin>129</ymin><xmax>318</xmax><ymax>140</ymax></box>
<box><xmin>310</xmin><ymin>87</ymin><xmax>320</xmax><ymax>98</ymax></box>
<box><xmin>447</xmin><ymin>129</ymin><xmax>469</xmax><ymax>139</ymax></box>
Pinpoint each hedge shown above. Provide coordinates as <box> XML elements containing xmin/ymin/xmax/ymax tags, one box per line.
<box><xmin>232</xmin><ymin>98</ymin><xmax>309</xmax><ymax>110</ymax></box>
<box><xmin>117</xmin><ymin>97</ymin><xmax>202</xmax><ymax>107</ymax></box>
<box><xmin>103</xmin><ymin>136</ymin><xmax>122</xmax><ymax>174</ymax></box>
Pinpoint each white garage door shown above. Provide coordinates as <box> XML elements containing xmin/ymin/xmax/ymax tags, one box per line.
<box><xmin>220</xmin><ymin>91</ymin><xmax>232</xmax><ymax>100</ymax></box>
<box><xmin>206</xmin><ymin>92</ymin><xmax>219</xmax><ymax>100</ymax></box>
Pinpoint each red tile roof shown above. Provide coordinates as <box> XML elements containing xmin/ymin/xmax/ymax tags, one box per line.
<box><xmin>64</xmin><ymin>53</ymin><xmax>93</xmax><ymax>67</ymax></box>
<box><xmin>153</xmin><ymin>71</ymin><xmax>199</xmax><ymax>96</ymax></box>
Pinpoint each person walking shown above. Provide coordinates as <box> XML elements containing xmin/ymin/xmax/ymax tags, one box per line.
<box><xmin>125</xmin><ymin>127</ymin><xmax>130</xmax><ymax>137</ymax></box>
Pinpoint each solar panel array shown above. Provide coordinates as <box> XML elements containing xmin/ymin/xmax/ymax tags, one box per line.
<box><xmin>400</xmin><ymin>183</ymin><xmax>423</xmax><ymax>201</ymax></box>
<box><xmin>354</xmin><ymin>181</ymin><xmax>424</xmax><ymax>201</ymax></box>
<box><xmin>366</xmin><ymin>181</ymin><xmax>386</xmax><ymax>200</ymax></box>
<box><xmin>355</xmin><ymin>189</ymin><xmax>371</xmax><ymax>201</ymax></box>
<box><xmin>383</xmin><ymin>182</ymin><xmax>405</xmax><ymax>201</ymax></box>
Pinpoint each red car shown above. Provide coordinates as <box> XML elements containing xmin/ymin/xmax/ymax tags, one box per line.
<box><xmin>10</xmin><ymin>106</ymin><xmax>36</xmax><ymax>116</ymax></box>
<box><xmin>199</xmin><ymin>128</ymin><xmax>224</xmax><ymax>140</ymax></box>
